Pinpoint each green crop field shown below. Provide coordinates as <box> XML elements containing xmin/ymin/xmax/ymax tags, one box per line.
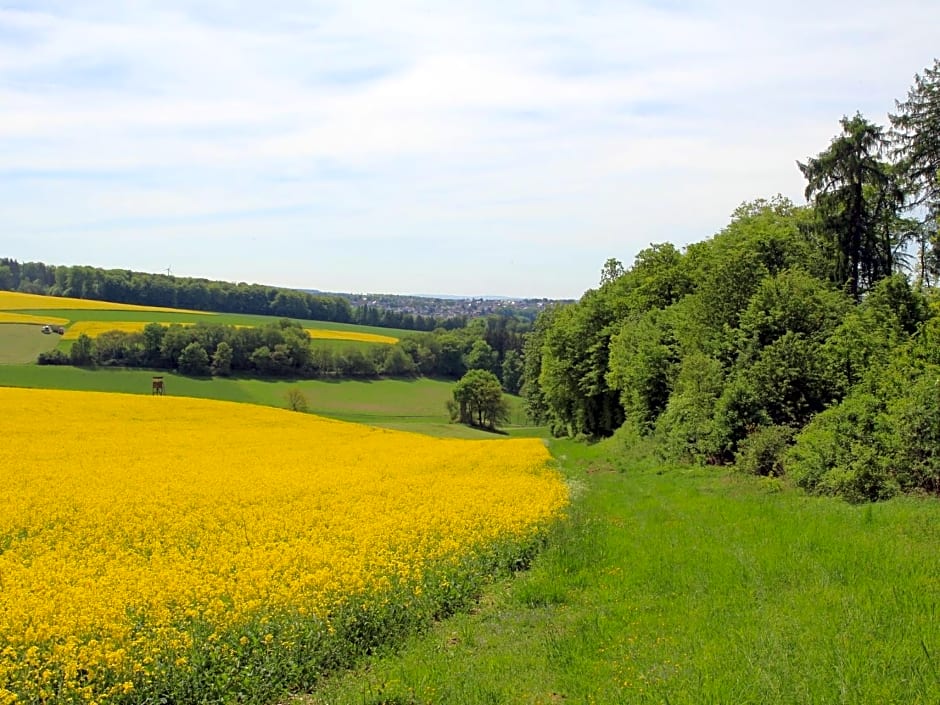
<box><xmin>306</xmin><ymin>436</ymin><xmax>940</xmax><ymax>705</ymax></box>
<box><xmin>0</xmin><ymin>295</ymin><xmax>535</xmax><ymax>439</ymax></box>
<box><xmin>0</xmin><ymin>324</ymin><xmax>61</xmax><ymax>363</ymax></box>
<box><xmin>0</xmin><ymin>365</ymin><xmax>530</xmax><ymax>438</ymax></box>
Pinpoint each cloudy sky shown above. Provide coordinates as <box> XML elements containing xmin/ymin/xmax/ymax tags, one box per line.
<box><xmin>1</xmin><ymin>1</ymin><xmax>938</xmax><ymax>298</ymax></box>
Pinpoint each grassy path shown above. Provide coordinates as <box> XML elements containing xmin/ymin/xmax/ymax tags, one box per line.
<box><xmin>304</xmin><ymin>438</ymin><xmax>940</xmax><ymax>704</ymax></box>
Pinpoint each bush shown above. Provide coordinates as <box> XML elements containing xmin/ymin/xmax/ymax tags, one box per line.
<box><xmin>37</xmin><ymin>349</ymin><xmax>69</xmax><ymax>365</ymax></box>
<box><xmin>784</xmin><ymin>393</ymin><xmax>895</xmax><ymax>502</ymax></box>
<box><xmin>734</xmin><ymin>425</ymin><xmax>793</xmax><ymax>476</ymax></box>
<box><xmin>816</xmin><ymin>446</ymin><xmax>899</xmax><ymax>503</ymax></box>
<box><xmin>285</xmin><ymin>387</ymin><xmax>309</xmax><ymax>413</ymax></box>
<box><xmin>653</xmin><ymin>353</ymin><xmax>724</xmax><ymax>465</ymax></box>
<box><xmin>883</xmin><ymin>373</ymin><xmax>940</xmax><ymax>494</ymax></box>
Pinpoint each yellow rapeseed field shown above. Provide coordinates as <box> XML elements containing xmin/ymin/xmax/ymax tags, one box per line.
<box><xmin>0</xmin><ymin>291</ymin><xmax>213</xmax><ymax>314</ymax></box>
<box><xmin>303</xmin><ymin>328</ymin><xmax>398</xmax><ymax>345</ymax></box>
<box><xmin>0</xmin><ymin>388</ymin><xmax>566</xmax><ymax>704</ymax></box>
<box><xmin>60</xmin><ymin>320</ymin><xmax>176</xmax><ymax>340</ymax></box>
<box><xmin>0</xmin><ymin>312</ymin><xmax>70</xmax><ymax>325</ymax></box>
<box><xmin>60</xmin><ymin>320</ymin><xmax>398</xmax><ymax>344</ymax></box>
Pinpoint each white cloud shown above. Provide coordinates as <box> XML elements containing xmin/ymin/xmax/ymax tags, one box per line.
<box><xmin>1</xmin><ymin>1</ymin><xmax>938</xmax><ymax>297</ymax></box>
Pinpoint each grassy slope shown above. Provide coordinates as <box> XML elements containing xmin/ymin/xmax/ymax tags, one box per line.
<box><xmin>0</xmin><ymin>366</ymin><xmax>531</xmax><ymax>438</ymax></box>
<box><xmin>305</xmin><ymin>438</ymin><xmax>940</xmax><ymax>705</ymax></box>
<box><xmin>0</xmin><ymin>324</ymin><xmax>60</xmax><ymax>363</ymax></box>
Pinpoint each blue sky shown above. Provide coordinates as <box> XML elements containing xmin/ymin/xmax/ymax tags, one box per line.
<box><xmin>1</xmin><ymin>1</ymin><xmax>938</xmax><ymax>298</ymax></box>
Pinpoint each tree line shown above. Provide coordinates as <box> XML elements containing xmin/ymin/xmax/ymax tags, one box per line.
<box><xmin>397</xmin><ymin>314</ymin><xmax>529</xmax><ymax>392</ymax></box>
<box><xmin>523</xmin><ymin>60</ymin><xmax>940</xmax><ymax>502</ymax></box>
<box><xmin>0</xmin><ymin>260</ymin><xmax>464</xmax><ymax>333</ymax></box>
<box><xmin>40</xmin><ymin>320</ymin><xmax>423</xmax><ymax>378</ymax></box>
<box><xmin>39</xmin><ymin>312</ymin><xmax>532</xmax><ymax>389</ymax></box>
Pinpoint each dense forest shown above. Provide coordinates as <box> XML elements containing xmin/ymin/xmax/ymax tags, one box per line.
<box><xmin>0</xmin><ymin>259</ymin><xmax>465</xmax><ymax>332</ymax></box>
<box><xmin>523</xmin><ymin>60</ymin><xmax>940</xmax><ymax>502</ymax></box>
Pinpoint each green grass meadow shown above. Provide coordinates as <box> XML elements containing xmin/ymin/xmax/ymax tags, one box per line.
<box><xmin>305</xmin><ymin>437</ymin><xmax>940</xmax><ymax>705</ymax></box>
<box><xmin>0</xmin><ymin>365</ymin><xmax>530</xmax><ymax>438</ymax></box>
<box><xmin>0</xmin><ymin>324</ymin><xmax>61</xmax><ymax>363</ymax></box>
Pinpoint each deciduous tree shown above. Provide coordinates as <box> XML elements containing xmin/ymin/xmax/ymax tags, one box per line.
<box><xmin>211</xmin><ymin>341</ymin><xmax>233</xmax><ymax>376</ymax></box>
<box><xmin>450</xmin><ymin>369</ymin><xmax>510</xmax><ymax>430</ymax></box>
<box><xmin>178</xmin><ymin>342</ymin><xmax>210</xmax><ymax>376</ymax></box>
<box><xmin>69</xmin><ymin>333</ymin><xmax>94</xmax><ymax>366</ymax></box>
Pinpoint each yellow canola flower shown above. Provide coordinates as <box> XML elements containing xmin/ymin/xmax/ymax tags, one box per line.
<box><xmin>0</xmin><ymin>388</ymin><xmax>567</xmax><ymax>703</ymax></box>
<box><xmin>303</xmin><ymin>328</ymin><xmax>399</xmax><ymax>344</ymax></box>
<box><xmin>60</xmin><ymin>320</ymin><xmax>173</xmax><ymax>340</ymax></box>
<box><xmin>0</xmin><ymin>291</ymin><xmax>213</xmax><ymax>314</ymax></box>
<box><xmin>0</xmin><ymin>312</ymin><xmax>70</xmax><ymax>325</ymax></box>
<box><xmin>62</xmin><ymin>319</ymin><xmax>398</xmax><ymax>344</ymax></box>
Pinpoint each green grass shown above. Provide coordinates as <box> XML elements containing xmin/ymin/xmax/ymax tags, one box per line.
<box><xmin>0</xmin><ymin>324</ymin><xmax>61</xmax><ymax>363</ymax></box>
<box><xmin>0</xmin><ymin>366</ymin><xmax>532</xmax><ymax>438</ymax></box>
<box><xmin>303</xmin><ymin>437</ymin><xmax>940</xmax><ymax>705</ymax></box>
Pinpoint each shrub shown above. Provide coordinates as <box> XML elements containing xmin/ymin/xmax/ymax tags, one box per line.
<box><xmin>816</xmin><ymin>446</ymin><xmax>899</xmax><ymax>503</ymax></box>
<box><xmin>285</xmin><ymin>387</ymin><xmax>309</xmax><ymax>412</ymax></box>
<box><xmin>785</xmin><ymin>393</ymin><xmax>895</xmax><ymax>502</ymax></box>
<box><xmin>653</xmin><ymin>353</ymin><xmax>724</xmax><ymax>464</ymax></box>
<box><xmin>735</xmin><ymin>425</ymin><xmax>794</xmax><ymax>476</ymax></box>
<box><xmin>37</xmin><ymin>349</ymin><xmax>69</xmax><ymax>365</ymax></box>
<box><xmin>883</xmin><ymin>373</ymin><xmax>940</xmax><ymax>494</ymax></box>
